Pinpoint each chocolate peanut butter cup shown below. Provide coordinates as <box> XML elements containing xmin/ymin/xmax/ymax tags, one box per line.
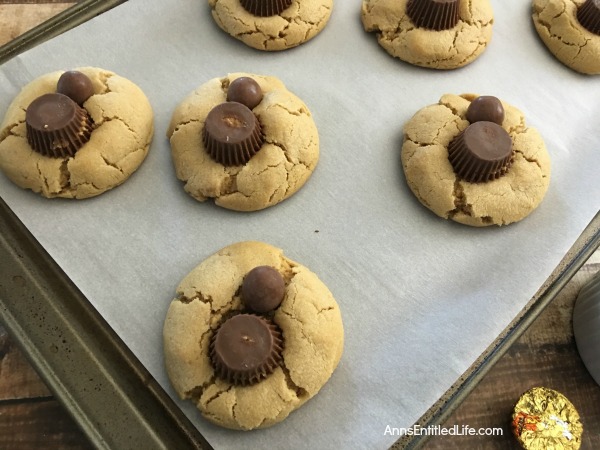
<box><xmin>57</xmin><ymin>71</ymin><xmax>94</xmax><ymax>106</ymax></box>
<box><xmin>210</xmin><ymin>314</ymin><xmax>283</xmax><ymax>386</ymax></box>
<box><xmin>26</xmin><ymin>93</ymin><xmax>93</xmax><ymax>158</ymax></box>
<box><xmin>227</xmin><ymin>77</ymin><xmax>263</xmax><ymax>110</ymax></box>
<box><xmin>202</xmin><ymin>102</ymin><xmax>263</xmax><ymax>166</ymax></box>
<box><xmin>448</xmin><ymin>121</ymin><xmax>513</xmax><ymax>183</ymax></box>
<box><xmin>577</xmin><ymin>0</ymin><xmax>600</xmax><ymax>35</ymax></box>
<box><xmin>240</xmin><ymin>0</ymin><xmax>292</xmax><ymax>17</ymax></box>
<box><xmin>406</xmin><ymin>0</ymin><xmax>460</xmax><ymax>31</ymax></box>
<box><xmin>242</xmin><ymin>266</ymin><xmax>285</xmax><ymax>313</ymax></box>
<box><xmin>466</xmin><ymin>96</ymin><xmax>505</xmax><ymax>125</ymax></box>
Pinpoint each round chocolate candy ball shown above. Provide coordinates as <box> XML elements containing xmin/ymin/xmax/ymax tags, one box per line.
<box><xmin>466</xmin><ymin>96</ymin><xmax>505</xmax><ymax>125</ymax></box>
<box><xmin>227</xmin><ymin>77</ymin><xmax>263</xmax><ymax>110</ymax></box>
<box><xmin>241</xmin><ymin>266</ymin><xmax>285</xmax><ymax>313</ymax></box>
<box><xmin>57</xmin><ymin>70</ymin><xmax>94</xmax><ymax>106</ymax></box>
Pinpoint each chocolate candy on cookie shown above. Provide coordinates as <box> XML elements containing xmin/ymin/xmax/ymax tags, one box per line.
<box><xmin>448</xmin><ymin>121</ymin><xmax>513</xmax><ymax>183</ymax></box>
<box><xmin>512</xmin><ymin>387</ymin><xmax>583</xmax><ymax>450</ymax></box>
<box><xmin>242</xmin><ymin>266</ymin><xmax>285</xmax><ymax>313</ymax></box>
<box><xmin>227</xmin><ymin>77</ymin><xmax>263</xmax><ymax>110</ymax></box>
<box><xmin>25</xmin><ymin>93</ymin><xmax>93</xmax><ymax>158</ymax></box>
<box><xmin>406</xmin><ymin>0</ymin><xmax>460</xmax><ymax>31</ymax></box>
<box><xmin>240</xmin><ymin>0</ymin><xmax>292</xmax><ymax>17</ymax></box>
<box><xmin>56</xmin><ymin>70</ymin><xmax>94</xmax><ymax>105</ymax></box>
<box><xmin>210</xmin><ymin>314</ymin><xmax>283</xmax><ymax>386</ymax></box>
<box><xmin>202</xmin><ymin>102</ymin><xmax>264</xmax><ymax>166</ymax></box>
<box><xmin>466</xmin><ymin>95</ymin><xmax>504</xmax><ymax>125</ymax></box>
<box><xmin>577</xmin><ymin>0</ymin><xmax>600</xmax><ymax>35</ymax></box>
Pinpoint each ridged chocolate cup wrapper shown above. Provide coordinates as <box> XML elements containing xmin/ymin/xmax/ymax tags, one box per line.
<box><xmin>448</xmin><ymin>121</ymin><xmax>513</xmax><ymax>183</ymax></box>
<box><xmin>577</xmin><ymin>0</ymin><xmax>600</xmax><ymax>35</ymax></box>
<box><xmin>406</xmin><ymin>0</ymin><xmax>460</xmax><ymax>31</ymax></box>
<box><xmin>202</xmin><ymin>102</ymin><xmax>264</xmax><ymax>166</ymax></box>
<box><xmin>240</xmin><ymin>0</ymin><xmax>293</xmax><ymax>17</ymax></box>
<box><xmin>512</xmin><ymin>387</ymin><xmax>583</xmax><ymax>450</ymax></box>
<box><xmin>210</xmin><ymin>314</ymin><xmax>283</xmax><ymax>386</ymax></box>
<box><xmin>26</xmin><ymin>93</ymin><xmax>93</xmax><ymax>158</ymax></box>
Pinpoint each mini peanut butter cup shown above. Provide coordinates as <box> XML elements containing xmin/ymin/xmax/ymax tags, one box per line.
<box><xmin>210</xmin><ymin>314</ymin><xmax>283</xmax><ymax>386</ymax></box>
<box><xmin>242</xmin><ymin>266</ymin><xmax>285</xmax><ymax>313</ymax></box>
<box><xmin>240</xmin><ymin>0</ymin><xmax>292</xmax><ymax>17</ymax></box>
<box><xmin>202</xmin><ymin>102</ymin><xmax>263</xmax><ymax>166</ymax></box>
<box><xmin>577</xmin><ymin>0</ymin><xmax>600</xmax><ymax>35</ymax></box>
<box><xmin>26</xmin><ymin>93</ymin><xmax>93</xmax><ymax>158</ymax></box>
<box><xmin>448</xmin><ymin>121</ymin><xmax>513</xmax><ymax>183</ymax></box>
<box><xmin>406</xmin><ymin>0</ymin><xmax>460</xmax><ymax>31</ymax></box>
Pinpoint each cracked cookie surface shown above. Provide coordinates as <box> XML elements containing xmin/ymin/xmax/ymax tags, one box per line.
<box><xmin>361</xmin><ymin>0</ymin><xmax>494</xmax><ymax>69</ymax></box>
<box><xmin>532</xmin><ymin>0</ymin><xmax>600</xmax><ymax>74</ymax></box>
<box><xmin>208</xmin><ymin>0</ymin><xmax>332</xmax><ymax>51</ymax></box>
<box><xmin>401</xmin><ymin>94</ymin><xmax>551</xmax><ymax>226</ymax></box>
<box><xmin>163</xmin><ymin>241</ymin><xmax>344</xmax><ymax>430</ymax></box>
<box><xmin>167</xmin><ymin>73</ymin><xmax>319</xmax><ymax>211</ymax></box>
<box><xmin>0</xmin><ymin>67</ymin><xmax>154</xmax><ymax>199</ymax></box>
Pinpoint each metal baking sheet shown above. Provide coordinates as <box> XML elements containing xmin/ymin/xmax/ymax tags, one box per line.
<box><xmin>1</xmin><ymin>1</ymin><xmax>599</xmax><ymax>449</ymax></box>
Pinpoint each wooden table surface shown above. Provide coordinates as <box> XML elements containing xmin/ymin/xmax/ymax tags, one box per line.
<box><xmin>1</xmin><ymin>2</ymin><xmax>599</xmax><ymax>449</ymax></box>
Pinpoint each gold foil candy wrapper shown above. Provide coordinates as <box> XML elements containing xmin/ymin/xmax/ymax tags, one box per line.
<box><xmin>512</xmin><ymin>387</ymin><xmax>583</xmax><ymax>450</ymax></box>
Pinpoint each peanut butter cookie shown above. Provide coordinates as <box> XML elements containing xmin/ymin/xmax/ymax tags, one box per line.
<box><xmin>208</xmin><ymin>0</ymin><xmax>332</xmax><ymax>51</ymax></box>
<box><xmin>167</xmin><ymin>73</ymin><xmax>319</xmax><ymax>211</ymax></box>
<box><xmin>361</xmin><ymin>0</ymin><xmax>494</xmax><ymax>69</ymax></box>
<box><xmin>401</xmin><ymin>94</ymin><xmax>551</xmax><ymax>226</ymax></box>
<box><xmin>0</xmin><ymin>67</ymin><xmax>154</xmax><ymax>199</ymax></box>
<box><xmin>163</xmin><ymin>241</ymin><xmax>344</xmax><ymax>430</ymax></box>
<box><xmin>532</xmin><ymin>0</ymin><xmax>600</xmax><ymax>74</ymax></box>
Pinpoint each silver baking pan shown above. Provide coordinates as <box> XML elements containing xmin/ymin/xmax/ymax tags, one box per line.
<box><xmin>1</xmin><ymin>2</ymin><xmax>599</xmax><ymax>448</ymax></box>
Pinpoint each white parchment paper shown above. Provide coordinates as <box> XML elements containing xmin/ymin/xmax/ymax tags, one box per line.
<box><xmin>1</xmin><ymin>1</ymin><xmax>599</xmax><ymax>448</ymax></box>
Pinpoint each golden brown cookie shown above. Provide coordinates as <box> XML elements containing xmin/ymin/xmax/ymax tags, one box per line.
<box><xmin>208</xmin><ymin>0</ymin><xmax>333</xmax><ymax>51</ymax></box>
<box><xmin>167</xmin><ymin>73</ymin><xmax>319</xmax><ymax>211</ymax></box>
<box><xmin>401</xmin><ymin>94</ymin><xmax>551</xmax><ymax>226</ymax></box>
<box><xmin>0</xmin><ymin>67</ymin><xmax>154</xmax><ymax>199</ymax></box>
<box><xmin>361</xmin><ymin>0</ymin><xmax>494</xmax><ymax>69</ymax></box>
<box><xmin>163</xmin><ymin>241</ymin><xmax>344</xmax><ymax>430</ymax></box>
<box><xmin>532</xmin><ymin>0</ymin><xmax>600</xmax><ymax>74</ymax></box>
